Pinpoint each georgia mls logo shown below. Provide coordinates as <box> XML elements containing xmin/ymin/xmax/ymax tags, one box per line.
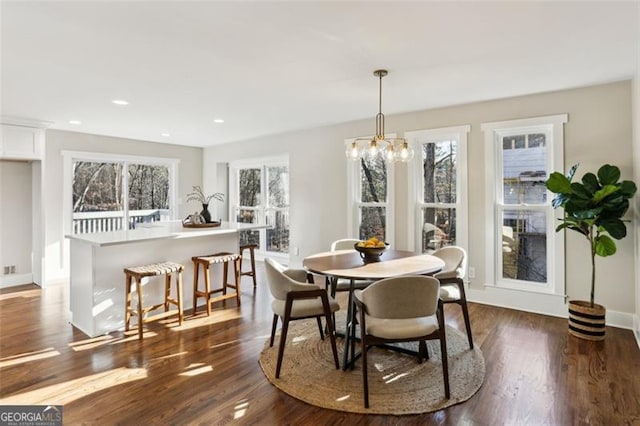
<box><xmin>0</xmin><ymin>405</ymin><xmax>63</xmax><ymax>426</ymax></box>
<box><xmin>43</xmin><ymin>405</ymin><xmax>61</xmax><ymax>416</ymax></box>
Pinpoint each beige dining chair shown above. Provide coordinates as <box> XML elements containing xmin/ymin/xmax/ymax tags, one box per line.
<box><xmin>353</xmin><ymin>275</ymin><xmax>450</xmax><ymax>408</ymax></box>
<box><xmin>327</xmin><ymin>238</ymin><xmax>373</xmax><ymax>296</ymax></box>
<box><xmin>264</xmin><ymin>257</ymin><xmax>340</xmax><ymax>378</ymax></box>
<box><xmin>432</xmin><ymin>246</ymin><xmax>473</xmax><ymax>349</ymax></box>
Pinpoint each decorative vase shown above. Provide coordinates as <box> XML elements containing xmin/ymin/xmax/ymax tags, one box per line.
<box><xmin>568</xmin><ymin>300</ymin><xmax>606</xmax><ymax>341</ymax></box>
<box><xmin>200</xmin><ymin>203</ymin><xmax>212</xmax><ymax>223</ymax></box>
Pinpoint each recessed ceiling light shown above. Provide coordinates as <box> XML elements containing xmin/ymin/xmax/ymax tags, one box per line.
<box><xmin>213</xmin><ymin>118</ymin><xmax>224</xmax><ymax>124</ymax></box>
<box><xmin>161</xmin><ymin>133</ymin><xmax>171</xmax><ymax>137</ymax></box>
<box><xmin>68</xmin><ymin>120</ymin><xmax>82</xmax><ymax>125</ymax></box>
<box><xmin>112</xmin><ymin>99</ymin><xmax>129</xmax><ymax>105</ymax></box>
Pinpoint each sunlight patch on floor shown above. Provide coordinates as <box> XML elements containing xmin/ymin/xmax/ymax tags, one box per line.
<box><xmin>0</xmin><ymin>288</ymin><xmax>42</xmax><ymax>301</ymax></box>
<box><xmin>292</xmin><ymin>335</ymin><xmax>309</xmax><ymax>344</ymax></box>
<box><xmin>383</xmin><ymin>371</ymin><xmax>409</xmax><ymax>384</ymax></box>
<box><xmin>0</xmin><ymin>348</ymin><xmax>60</xmax><ymax>368</ymax></box>
<box><xmin>0</xmin><ymin>367</ymin><xmax>147</xmax><ymax>405</ymax></box>
<box><xmin>68</xmin><ymin>335</ymin><xmax>116</xmax><ymax>351</ymax></box>
<box><xmin>210</xmin><ymin>339</ymin><xmax>241</xmax><ymax>350</ymax></box>
<box><xmin>169</xmin><ymin>312</ymin><xmax>242</xmax><ymax>331</ymax></box>
<box><xmin>110</xmin><ymin>331</ymin><xmax>159</xmax><ymax>343</ymax></box>
<box><xmin>179</xmin><ymin>363</ymin><xmax>213</xmax><ymax>377</ymax></box>
<box><xmin>233</xmin><ymin>399</ymin><xmax>249</xmax><ymax>419</ymax></box>
<box><xmin>149</xmin><ymin>351</ymin><xmax>189</xmax><ymax>364</ymax></box>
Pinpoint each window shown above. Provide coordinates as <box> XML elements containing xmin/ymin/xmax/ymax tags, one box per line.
<box><xmin>63</xmin><ymin>151</ymin><xmax>178</xmax><ymax>234</ymax></box>
<box><xmin>229</xmin><ymin>156</ymin><xmax>289</xmax><ymax>257</ymax></box>
<box><xmin>482</xmin><ymin>114</ymin><xmax>567</xmax><ymax>294</ymax></box>
<box><xmin>406</xmin><ymin>126</ymin><xmax>469</xmax><ymax>253</ymax></box>
<box><xmin>346</xmin><ymin>139</ymin><xmax>394</xmax><ymax>243</ymax></box>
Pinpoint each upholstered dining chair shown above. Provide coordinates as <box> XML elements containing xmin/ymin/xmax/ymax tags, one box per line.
<box><xmin>326</xmin><ymin>238</ymin><xmax>373</xmax><ymax>297</ymax></box>
<box><xmin>432</xmin><ymin>246</ymin><xmax>473</xmax><ymax>349</ymax></box>
<box><xmin>353</xmin><ymin>275</ymin><xmax>450</xmax><ymax>408</ymax></box>
<box><xmin>264</xmin><ymin>258</ymin><xmax>340</xmax><ymax>378</ymax></box>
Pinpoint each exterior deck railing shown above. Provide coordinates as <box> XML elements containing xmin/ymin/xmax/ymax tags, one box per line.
<box><xmin>72</xmin><ymin>209</ymin><xmax>171</xmax><ymax>234</ymax></box>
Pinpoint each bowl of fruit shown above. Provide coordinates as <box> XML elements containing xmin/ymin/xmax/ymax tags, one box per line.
<box><xmin>354</xmin><ymin>237</ymin><xmax>389</xmax><ymax>263</ymax></box>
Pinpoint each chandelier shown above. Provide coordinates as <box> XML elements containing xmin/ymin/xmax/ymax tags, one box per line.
<box><xmin>345</xmin><ymin>69</ymin><xmax>414</xmax><ymax>163</ymax></box>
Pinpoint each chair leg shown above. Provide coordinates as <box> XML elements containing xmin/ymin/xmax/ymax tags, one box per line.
<box><xmin>249</xmin><ymin>247</ymin><xmax>257</xmax><ymax>288</ymax></box>
<box><xmin>164</xmin><ymin>273</ymin><xmax>171</xmax><ymax>312</ymax></box>
<box><xmin>135</xmin><ymin>278</ymin><xmax>144</xmax><ymax>340</ymax></box>
<box><xmin>176</xmin><ymin>271</ymin><xmax>184</xmax><ymax>325</ymax></box>
<box><xmin>438</xmin><ymin>300</ymin><xmax>450</xmax><ymax>399</ymax></box>
<box><xmin>440</xmin><ymin>332</ymin><xmax>450</xmax><ymax>399</ymax></box>
<box><xmin>418</xmin><ymin>341</ymin><xmax>427</xmax><ymax>364</ymax></box>
<box><xmin>204</xmin><ymin>264</ymin><xmax>212</xmax><ymax>316</ymax></box>
<box><xmin>192</xmin><ymin>261</ymin><xmax>199</xmax><ymax>315</ymax></box>
<box><xmin>461</xmin><ymin>301</ymin><xmax>474</xmax><ymax>350</ymax></box>
<box><xmin>234</xmin><ymin>257</ymin><xmax>241</xmax><ymax>306</ymax></box>
<box><xmin>362</xmin><ymin>335</ymin><xmax>369</xmax><ymax>408</ymax></box>
<box><xmin>269</xmin><ymin>314</ymin><xmax>279</xmax><ymax>347</ymax></box>
<box><xmin>316</xmin><ymin>317</ymin><xmax>325</xmax><ymax>340</ymax></box>
<box><xmin>322</xmin><ymin>307</ymin><xmax>339</xmax><ymax>371</ymax></box>
<box><xmin>124</xmin><ymin>275</ymin><xmax>132</xmax><ymax>331</ymax></box>
<box><xmin>275</xmin><ymin>316</ymin><xmax>290</xmax><ymax>379</ymax></box>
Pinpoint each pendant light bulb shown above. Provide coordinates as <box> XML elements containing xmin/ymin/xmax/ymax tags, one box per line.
<box><xmin>396</xmin><ymin>141</ymin><xmax>415</xmax><ymax>162</ymax></box>
<box><xmin>346</xmin><ymin>141</ymin><xmax>359</xmax><ymax>160</ymax></box>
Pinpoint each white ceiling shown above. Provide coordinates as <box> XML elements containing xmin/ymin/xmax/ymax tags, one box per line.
<box><xmin>1</xmin><ymin>1</ymin><xmax>638</xmax><ymax>148</ymax></box>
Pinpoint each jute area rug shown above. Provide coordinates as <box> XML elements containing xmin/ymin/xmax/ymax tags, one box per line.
<box><xmin>259</xmin><ymin>313</ymin><xmax>485</xmax><ymax>415</ymax></box>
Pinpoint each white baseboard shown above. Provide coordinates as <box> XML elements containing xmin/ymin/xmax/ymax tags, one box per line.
<box><xmin>0</xmin><ymin>273</ymin><xmax>34</xmax><ymax>288</ymax></box>
<box><xmin>467</xmin><ymin>286</ymin><xmax>635</xmax><ymax>330</ymax></box>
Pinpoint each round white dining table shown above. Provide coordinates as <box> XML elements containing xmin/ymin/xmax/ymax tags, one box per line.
<box><xmin>303</xmin><ymin>249</ymin><xmax>445</xmax><ymax>370</ymax></box>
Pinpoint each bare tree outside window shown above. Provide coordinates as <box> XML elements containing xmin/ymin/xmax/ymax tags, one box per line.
<box><xmin>359</xmin><ymin>156</ymin><xmax>387</xmax><ymax>241</ymax></box>
<box><xmin>422</xmin><ymin>140</ymin><xmax>457</xmax><ymax>251</ymax></box>
<box><xmin>237</xmin><ymin>168</ymin><xmax>261</xmax><ymax>247</ymax></box>
<box><xmin>234</xmin><ymin>163</ymin><xmax>289</xmax><ymax>254</ymax></box>
<box><xmin>72</xmin><ymin>160</ymin><xmax>170</xmax><ymax>233</ymax></box>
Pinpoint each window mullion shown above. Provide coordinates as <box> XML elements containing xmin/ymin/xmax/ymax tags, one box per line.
<box><xmin>122</xmin><ymin>161</ymin><xmax>129</xmax><ymax>230</ymax></box>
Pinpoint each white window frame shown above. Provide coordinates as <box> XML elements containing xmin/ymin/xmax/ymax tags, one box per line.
<box><xmin>228</xmin><ymin>154</ymin><xmax>290</xmax><ymax>262</ymax></box>
<box><xmin>62</xmin><ymin>150</ymin><xmax>179</xmax><ymax>236</ymax></box>
<box><xmin>406</xmin><ymin>125</ymin><xmax>470</xmax><ymax>255</ymax></box>
<box><xmin>482</xmin><ymin>114</ymin><xmax>567</xmax><ymax>295</ymax></box>
<box><xmin>346</xmin><ymin>137</ymin><xmax>395</xmax><ymax>245</ymax></box>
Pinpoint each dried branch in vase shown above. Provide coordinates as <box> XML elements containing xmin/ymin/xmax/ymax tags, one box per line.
<box><xmin>186</xmin><ymin>185</ymin><xmax>224</xmax><ymax>204</ymax></box>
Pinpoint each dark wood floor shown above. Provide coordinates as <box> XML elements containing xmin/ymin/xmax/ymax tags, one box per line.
<box><xmin>1</xmin><ymin>265</ymin><xmax>639</xmax><ymax>425</ymax></box>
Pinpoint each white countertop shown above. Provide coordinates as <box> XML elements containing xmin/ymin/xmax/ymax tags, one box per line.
<box><xmin>66</xmin><ymin>220</ymin><xmax>265</xmax><ymax>247</ymax></box>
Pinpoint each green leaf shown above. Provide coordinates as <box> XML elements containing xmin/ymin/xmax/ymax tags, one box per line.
<box><xmin>581</xmin><ymin>173</ymin><xmax>599</xmax><ymax>192</ymax></box>
<box><xmin>595</xmin><ymin>235</ymin><xmax>616</xmax><ymax>257</ymax></box>
<box><xmin>570</xmin><ymin>182</ymin><xmax>592</xmax><ymax>199</ymax></box>
<box><xmin>619</xmin><ymin>180</ymin><xmax>637</xmax><ymax>198</ymax></box>
<box><xmin>598</xmin><ymin>218</ymin><xmax>627</xmax><ymax>239</ymax></box>
<box><xmin>597</xmin><ymin>164</ymin><xmax>620</xmax><ymax>185</ymax></box>
<box><xmin>573</xmin><ymin>208</ymin><xmax>601</xmax><ymax>220</ymax></box>
<box><xmin>565</xmin><ymin>198</ymin><xmax>591</xmax><ymax>213</ymax></box>
<box><xmin>546</xmin><ymin>172</ymin><xmax>572</xmax><ymax>194</ymax></box>
<box><xmin>593</xmin><ymin>184</ymin><xmax>619</xmax><ymax>203</ymax></box>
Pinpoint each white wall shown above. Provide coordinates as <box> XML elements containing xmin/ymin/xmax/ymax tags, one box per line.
<box><xmin>204</xmin><ymin>81</ymin><xmax>637</xmax><ymax>325</ymax></box>
<box><xmin>633</xmin><ymin>6</ymin><xmax>640</xmax><ymax>345</ymax></box>
<box><xmin>42</xmin><ymin>130</ymin><xmax>203</xmax><ymax>285</ymax></box>
<box><xmin>0</xmin><ymin>160</ymin><xmax>32</xmax><ymax>286</ymax></box>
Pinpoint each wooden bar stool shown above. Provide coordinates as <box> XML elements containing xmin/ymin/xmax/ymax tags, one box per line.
<box><xmin>192</xmin><ymin>252</ymin><xmax>241</xmax><ymax>315</ymax></box>
<box><xmin>124</xmin><ymin>261</ymin><xmax>184</xmax><ymax>340</ymax></box>
<box><xmin>239</xmin><ymin>243</ymin><xmax>258</xmax><ymax>288</ymax></box>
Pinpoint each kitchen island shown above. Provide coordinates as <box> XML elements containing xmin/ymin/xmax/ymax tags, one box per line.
<box><xmin>66</xmin><ymin>221</ymin><xmax>261</xmax><ymax>337</ymax></box>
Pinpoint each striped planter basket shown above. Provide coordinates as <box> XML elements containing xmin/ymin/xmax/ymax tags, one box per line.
<box><xmin>568</xmin><ymin>300</ymin><xmax>606</xmax><ymax>341</ymax></box>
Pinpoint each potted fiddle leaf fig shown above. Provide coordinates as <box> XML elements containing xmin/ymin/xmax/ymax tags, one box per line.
<box><xmin>546</xmin><ymin>164</ymin><xmax>637</xmax><ymax>341</ymax></box>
